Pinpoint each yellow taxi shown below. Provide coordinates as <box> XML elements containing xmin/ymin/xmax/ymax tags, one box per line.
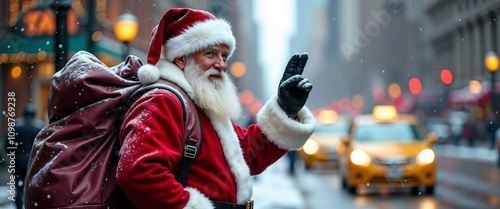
<box><xmin>338</xmin><ymin>105</ymin><xmax>439</xmax><ymax>195</ymax></box>
<box><xmin>299</xmin><ymin>110</ymin><xmax>350</xmax><ymax>170</ymax></box>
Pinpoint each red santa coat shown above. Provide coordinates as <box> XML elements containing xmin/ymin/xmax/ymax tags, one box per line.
<box><xmin>116</xmin><ymin>60</ymin><xmax>316</xmax><ymax>209</ymax></box>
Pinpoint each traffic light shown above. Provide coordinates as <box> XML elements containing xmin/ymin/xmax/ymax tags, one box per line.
<box><xmin>440</xmin><ymin>68</ymin><xmax>453</xmax><ymax>85</ymax></box>
<box><xmin>409</xmin><ymin>77</ymin><xmax>422</xmax><ymax>95</ymax></box>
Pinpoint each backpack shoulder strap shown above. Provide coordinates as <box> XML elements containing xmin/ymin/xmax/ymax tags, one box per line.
<box><xmin>130</xmin><ymin>80</ymin><xmax>202</xmax><ymax>187</ymax></box>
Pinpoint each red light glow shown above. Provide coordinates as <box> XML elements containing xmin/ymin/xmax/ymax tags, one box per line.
<box><xmin>440</xmin><ymin>69</ymin><xmax>453</xmax><ymax>85</ymax></box>
<box><xmin>409</xmin><ymin>77</ymin><xmax>422</xmax><ymax>95</ymax></box>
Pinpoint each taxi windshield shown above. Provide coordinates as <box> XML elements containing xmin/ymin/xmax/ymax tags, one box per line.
<box><xmin>315</xmin><ymin>124</ymin><xmax>350</xmax><ymax>136</ymax></box>
<box><xmin>354</xmin><ymin>122</ymin><xmax>424</xmax><ymax>142</ymax></box>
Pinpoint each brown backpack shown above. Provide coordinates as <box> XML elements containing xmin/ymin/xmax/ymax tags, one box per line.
<box><xmin>24</xmin><ymin>51</ymin><xmax>201</xmax><ymax>209</ymax></box>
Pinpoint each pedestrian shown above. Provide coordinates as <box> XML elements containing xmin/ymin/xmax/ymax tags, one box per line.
<box><xmin>495</xmin><ymin>127</ymin><xmax>500</xmax><ymax>167</ymax></box>
<box><xmin>286</xmin><ymin>150</ymin><xmax>298</xmax><ymax>176</ymax></box>
<box><xmin>463</xmin><ymin>116</ymin><xmax>477</xmax><ymax>147</ymax></box>
<box><xmin>485</xmin><ymin>113</ymin><xmax>499</xmax><ymax>149</ymax></box>
<box><xmin>5</xmin><ymin>103</ymin><xmax>44</xmax><ymax>209</ymax></box>
<box><xmin>116</xmin><ymin>7</ymin><xmax>316</xmax><ymax>209</ymax></box>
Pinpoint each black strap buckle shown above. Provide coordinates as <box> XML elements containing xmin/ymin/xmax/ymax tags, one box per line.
<box><xmin>246</xmin><ymin>200</ymin><xmax>254</xmax><ymax>209</ymax></box>
<box><xmin>212</xmin><ymin>200</ymin><xmax>254</xmax><ymax>209</ymax></box>
<box><xmin>184</xmin><ymin>144</ymin><xmax>197</xmax><ymax>159</ymax></box>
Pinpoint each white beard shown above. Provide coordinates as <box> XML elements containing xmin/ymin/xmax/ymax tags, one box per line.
<box><xmin>184</xmin><ymin>59</ymin><xmax>242</xmax><ymax>120</ymax></box>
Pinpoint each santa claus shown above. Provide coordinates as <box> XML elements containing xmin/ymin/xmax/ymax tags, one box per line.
<box><xmin>117</xmin><ymin>7</ymin><xmax>316</xmax><ymax>209</ymax></box>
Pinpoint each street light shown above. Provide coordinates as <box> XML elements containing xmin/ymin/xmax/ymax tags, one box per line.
<box><xmin>485</xmin><ymin>51</ymin><xmax>499</xmax><ymax>115</ymax></box>
<box><xmin>114</xmin><ymin>11</ymin><xmax>138</xmax><ymax>61</ymax></box>
<box><xmin>52</xmin><ymin>0</ymin><xmax>72</xmax><ymax>72</ymax></box>
<box><xmin>485</xmin><ymin>51</ymin><xmax>499</xmax><ymax>164</ymax></box>
<box><xmin>440</xmin><ymin>68</ymin><xmax>453</xmax><ymax>113</ymax></box>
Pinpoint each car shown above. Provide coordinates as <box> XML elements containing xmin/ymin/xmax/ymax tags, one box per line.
<box><xmin>299</xmin><ymin>110</ymin><xmax>350</xmax><ymax>170</ymax></box>
<box><xmin>447</xmin><ymin>110</ymin><xmax>469</xmax><ymax>143</ymax></box>
<box><xmin>423</xmin><ymin>117</ymin><xmax>452</xmax><ymax>144</ymax></box>
<box><xmin>338</xmin><ymin>105</ymin><xmax>439</xmax><ymax>195</ymax></box>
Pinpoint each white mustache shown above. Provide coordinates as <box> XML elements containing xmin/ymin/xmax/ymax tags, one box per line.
<box><xmin>204</xmin><ymin>68</ymin><xmax>223</xmax><ymax>78</ymax></box>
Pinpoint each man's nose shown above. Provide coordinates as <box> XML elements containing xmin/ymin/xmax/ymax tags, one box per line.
<box><xmin>213</xmin><ymin>56</ymin><xmax>227</xmax><ymax>72</ymax></box>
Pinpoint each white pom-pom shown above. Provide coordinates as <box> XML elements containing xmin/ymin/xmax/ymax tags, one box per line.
<box><xmin>137</xmin><ymin>64</ymin><xmax>160</xmax><ymax>84</ymax></box>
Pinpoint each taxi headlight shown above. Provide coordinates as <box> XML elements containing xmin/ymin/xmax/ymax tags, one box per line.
<box><xmin>416</xmin><ymin>149</ymin><xmax>435</xmax><ymax>165</ymax></box>
<box><xmin>303</xmin><ymin>140</ymin><xmax>319</xmax><ymax>155</ymax></box>
<box><xmin>350</xmin><ymin>149</ymin><xmax>371</xmax><ymax>166</ymax></box>
<box><xmin>336</xmin><ymin>141</ymin><xmax>345</xmax><ymax>153</ymax></box>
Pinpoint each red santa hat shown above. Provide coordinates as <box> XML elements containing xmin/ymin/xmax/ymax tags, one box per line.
<box><xmin>138</xmin><ymin>8</ymin><xmax>236</xmax><ymax>84</ymax></box>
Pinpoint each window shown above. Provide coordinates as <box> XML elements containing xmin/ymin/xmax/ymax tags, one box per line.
<box><xmin>354</xmin><ymin>122</ymin><xmax>424</xmax><ymax>142</ymax></box>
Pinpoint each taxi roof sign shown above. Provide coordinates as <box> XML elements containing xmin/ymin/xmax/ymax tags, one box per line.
<box><xmin>317</xmin><ymin>109</ymin><xmax>338</xmax><ymax>124</ymax></box>
<box><xmin>372</xmin><ymin>105</ymin><xmax>398</xmax><ymax>122</ymax></box>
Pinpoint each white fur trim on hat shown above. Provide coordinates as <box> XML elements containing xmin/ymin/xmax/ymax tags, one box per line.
<box><xmin>138</xmin><ymin>64</ymin><xmax>160</xmax><ymax>84</ymax></box>
<box><xmin>256</xmin><ymin>94</ymin><xmax>316</xmax><ymax>149</ymax></box>
<box><xmin>183</xmin><ymin>187</ymin><xmax>214</xmax><ymax>209</ymax></box>
<box><xmin>164</xmin><ymin>19</ymin><xmax>236</xmax><ymax>61</ymax></box>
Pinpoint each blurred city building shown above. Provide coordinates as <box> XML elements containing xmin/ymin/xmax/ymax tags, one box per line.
<box><xmin>224</xmin><ymin>1</ymin><xmax>263</xmax><ymax>119</ymax></box>
<box><xmin>290</xmin><ymin>0</ymin><xmax>338</xmax><ymax>114</ymax></box>
<box><xmin>2</xmin><ymin>0</ymin><xmax>500</xmax><ymax>139</ymax></box>
<box><xmin>426</xmin><ymin>0</ymin><xmax>500</xmax><ymax>116</ymax></box>
<box><xmin>425</xmin><ymin>0</ymin><xmax>500</xmax><ymax>144</ymax></box>
<box><xmin>290</xmin><ymin>0</ymin><xmax>500</xmax><ymax>122</ymax></box>
<box><xmin>291</xmin><ymin>0</ymin><xmax>429</xmax><ymax>115</ymax></box>
<box><xmin>0</xmin><ymin>0</ymin><xmax>261</xmax><ymax>136</ymax></box>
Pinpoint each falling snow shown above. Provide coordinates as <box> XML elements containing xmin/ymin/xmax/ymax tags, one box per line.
<box><xmin>30</xmin><ymin>151</ymin><xmax>63</xmax><ymax>187</ymax></box>
<box><xmin>55</xmin><ymin>142</ymin><xmax>68</xmax><ymax>149</ymax></box>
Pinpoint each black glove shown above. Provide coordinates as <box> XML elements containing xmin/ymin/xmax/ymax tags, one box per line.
<box><xmin>277</xmin><ymin>53</ymin><xmax>313</xmax><ymax>118</ymax></box>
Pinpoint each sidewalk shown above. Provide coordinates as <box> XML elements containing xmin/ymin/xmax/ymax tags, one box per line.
<box><xmin>433</xmin><ymin>143</ymin><xmax>498</xmax><ymax>164</ymax></box>
<box><xmin>0</xmin><ymin>159</ymin><xmax>14</xmax><ymax>209</ymax></box>
<box><xmin>252</xmin><ymin>158</ymin><xmax>307</xmax><ymax>209</ymax></box>
<box><xmin>1</xmin><ymin>144</ymin><xmax>498</xmax><ymax>209</ymax></box>
<box><xmin>0</xmin><ymin>157</ymin><xmax>306</xmax><ymax>209</ymax></box>
<box><xmin>253</xmin><ymin>143</ymin><xmax>499</xmax><ymax>209</ymax></box>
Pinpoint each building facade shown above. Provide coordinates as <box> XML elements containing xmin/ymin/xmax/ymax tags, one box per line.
<box><xmin>426</xmin><ymin>0</ymin><xmax>500</xmax><ymax>111</ymax></box>
<box><xmin>0</xmin><ymin>0</ymin><xmax>219</xmax><ymax>136</ymax></box>
<box><xmin>292</xmin><ymin>0</ymin><xmax>500</xmax><ymax>116</ymax></box>
<box><xmin>293</xmin><ymin>0</ymin><xmax>428</xmax><ymax>114</ymax></box>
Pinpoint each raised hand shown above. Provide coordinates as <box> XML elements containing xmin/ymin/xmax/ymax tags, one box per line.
<box><xmin>277</xmin><ymin>53</ymin><xmax>313</xmax><ymax>118</ymax></box>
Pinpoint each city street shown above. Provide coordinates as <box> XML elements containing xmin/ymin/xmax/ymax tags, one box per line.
<box><xmin>297</xmin><ymin>144</ymin><xmax>499</xmax><ymax>209</ymax></box>
<box><xmin>3</xmin><ymin>1</ymin><xmax>500</xmax><ymax>209</ymax></box>
<box><xmin>0</xmin><ymin>144</ymin><xmax>498</xmax><ymax>209</ymax></box>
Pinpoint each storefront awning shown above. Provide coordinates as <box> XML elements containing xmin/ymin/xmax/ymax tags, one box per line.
<box><xmin>392</xmin><ymin>94</ymin><xmax>417</xmax><ymax>113</ymax></box>
<box><xmin>447</xmin><ymin>81</ymin><xmax>500</xmax><ymax>108</ymax></box>
<box><xmin>0</xmin><ymin>32</ymin><xmax>122</xmax><ymax>63</ymax></box>
<box><xmin>0</xmin><ymin>4</ymin><xmax>126</xmax><ymax>65</ymax></box>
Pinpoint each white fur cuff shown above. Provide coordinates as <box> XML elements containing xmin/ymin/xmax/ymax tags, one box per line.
<box><xmin>138</xmin><ymin>64</ymin><xmax>160</xmax><ymax>84</ymax></box>
<box><xmin>183</xmin><ymin>187</ymin><xmax>214</xmax><ymax>209</ymax></box>
<box><xmin>256</xmin><ymin>95</ymin><xmax>316</xmax><ymax>149</ymax></box>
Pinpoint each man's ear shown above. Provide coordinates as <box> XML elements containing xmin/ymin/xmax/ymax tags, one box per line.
<box><xmin>174</xmin><ymin>56</ymin><xmax>186</xmax><ymax>70</ymax></box>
